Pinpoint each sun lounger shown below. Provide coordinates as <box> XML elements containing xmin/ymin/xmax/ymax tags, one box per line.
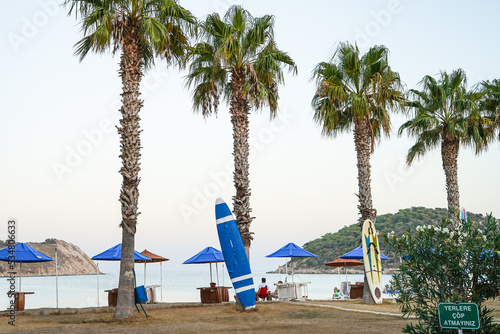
<box><xmin>333</xmin><ymin>290</ymin><xmax>348</xmax><ymax>300</ymax></box>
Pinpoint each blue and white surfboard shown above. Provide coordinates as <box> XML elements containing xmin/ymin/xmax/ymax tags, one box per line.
<box><xmin>215</xmin><ymin>198</ymin><xmax>256</xmax><ymax>310</ymax></box>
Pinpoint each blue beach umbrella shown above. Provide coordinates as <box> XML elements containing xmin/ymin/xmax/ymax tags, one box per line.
<box><xmin>339</xmin><ymin>246</ymin><xmax>390</xmax><ymax>260</ymax></box>
<box><xmin>183</xmin><ymin>247</ymin><xmax>224</xmax><ymax>264</ymax></box>
<box><xmin>266</xmin><ymin>243</ymin><xmax>317</xmax><ymax>280</ymax></box>
<box><xmin>0</xmin><ymin>242</ymin><xmax>53</xmax><ymax>262</ymax></box>
<box><xmin>183</xmin><ymin>247</ymin><xmax>224</xmax><ymax>284</ymax></box>
<box><xmin>91</xmin><ymin>243</ymin><xmax>151</xmax><ymax>261</ymax></box>
<box><xmin>266</xmin><ymin>243</ymin><xmax>318</xmax><ymax>258</ymax></box>
<box><xmin>0</xmin><ymin>242</ymin><xmax>53</xmax><ymax>291</ymax></box>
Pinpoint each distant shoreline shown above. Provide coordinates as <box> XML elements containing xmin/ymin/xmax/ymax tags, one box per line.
<box><xmin>0</xmin><ymin>272</ymin><xmax>105</xmax><ymax>278</ymax></box>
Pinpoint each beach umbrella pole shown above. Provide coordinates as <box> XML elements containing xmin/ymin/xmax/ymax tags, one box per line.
<box><xmin>216</xmin><ymin>263</ymin><xmax>219</xmax><ymax>286</ymax></box>
<box><xmin>160</xmin><ymin>262</ymin><xmax>163</xmax><ymax>302</ymax></box>
<box><xmin>96</xmin><ymin>263</ymin><xmax>99</xmax><ymax>307</ymax></box>
<box><xmin>345</xmin><ymin>266</ymin><xmax>348</xmax><ymax>290</ymax></box>
<box><xmin>337</xmin><ymin>267</ymin><xmax>340</xmax><ymax>291</ymax></box>
<box><xmin>19</xmin><ymin>262</ymin><xmax>22</xmax><ymax>292</ymax></box>
<box><xmin>144</xmin><ymin>263</ymin><xmax>147</xmax><ymax>287</ymax></box>
<box><xmin>210</xmin><ymin>263</ymin><xmax>213</xmax><ymax>283</ymax></box>
<box><xmin>55</xmin><ymin>248</ymin><xmax>59</xmax><ymax>308</ymax></box>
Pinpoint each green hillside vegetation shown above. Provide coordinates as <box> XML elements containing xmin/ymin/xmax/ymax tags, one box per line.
<box><xmin>294</xmin><ymin>207</ymin><xmax>490</xmax><ymax>271</ymax></box>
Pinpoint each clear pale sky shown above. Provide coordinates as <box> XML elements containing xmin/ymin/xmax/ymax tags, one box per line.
<box><xmin>1</xmin><ymin>0</ymin><xmax>499</xmax><ymax>272</ymax></box>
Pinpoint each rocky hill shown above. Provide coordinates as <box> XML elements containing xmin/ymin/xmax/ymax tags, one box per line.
<box><xmin>0</xmin><ymin>239</ymin><xmax>100</xmax><ymax>276</ymax></box>
<box><xmin>273</xmin><ymin>207</ymin><xmax>493</xmax><ymax>274</ymax></box>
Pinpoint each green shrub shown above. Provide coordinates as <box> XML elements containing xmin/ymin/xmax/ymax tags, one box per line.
<box><xmin>384</xmin><ymin>215</ymin><xmax>500</xmax><ymax>333</ymax></box>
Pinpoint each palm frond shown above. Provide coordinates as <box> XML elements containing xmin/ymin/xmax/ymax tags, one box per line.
<box><xmin>406</xmin><ymin>127</ymin><xmax>442</xmax><ymax>164</ymax></box>
<box><xmin>186</xmin><ymin>6</ymin><xmax>295</xmax><ymax>119</ymax></box>
<box><xmin>140</xmin><ymin>16</ymin><xmax>168</xmax><ymax>68</ymax></box>
<box><xmin>192</xmin><ymin>81</ymin><xmax>221</xmax><ymax>116</ymax></box>
<box><xmin>66</xmin><ymin>0</ymin><xmax>196</xmax><ymax>68</ymax></box>
<box><xmin>311</xmin><ymin>42</ymin><xmax>403</xmax><ymax>144</ymax></box>
<box><xmin>402</xmin><ymin>68</ymin><xmax>495</xmax><ymax>161</ymax></box>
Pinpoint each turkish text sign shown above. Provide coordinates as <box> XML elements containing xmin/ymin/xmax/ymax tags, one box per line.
<box><xmin>438</xmin><ymin>302</ymin><xmax>480</xmax><ymax>330</ymax></box>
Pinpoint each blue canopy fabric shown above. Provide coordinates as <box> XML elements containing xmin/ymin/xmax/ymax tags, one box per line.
<box><xmin>91</xmin><ymin>243</ymin><xmax>151</xmax><ymax>261</ymax></box>
<box><xmin>0</xmin><ymin>242</ymin><xmax>53</xmax><ymax>263</ymax></box>
<box><xmin>265</xmin><ymin>243</ymin><xmax>318</xmax><ymax>258</ymax></box>
<box><xmin>183</xmin><ymin>246</ymin><xmax>224</xmax><ymax>264</ymax></box>
<box><xmin>339</xmin><ymin>246</ymin><xmax>390</xmax><ymax>260</ymax></box>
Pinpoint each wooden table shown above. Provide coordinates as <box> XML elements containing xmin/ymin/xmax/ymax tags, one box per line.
<box><xmin>8</xmin><ymin>292</ymin><xmax>34</xmax><ymax>311</ymax></box>
<box><xmin>349</xmin><ymin>284</ymin><xmax>364</xmax><ymax>299</ymax></box>
<box><xmin>197</xmin><ymin>286</ymin><xmax>231</xmax><ymax>303</ymax></box>
<box><xmin>104</xmin><ymin>288</ymin><xmax>119</xmax><ymax>307</ymax></box>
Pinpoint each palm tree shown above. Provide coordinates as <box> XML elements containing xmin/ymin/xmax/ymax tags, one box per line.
<box><xmin>311</xmin><ymin>43</ymin><xmax>404</xmax><ymax>304</ymax></box>
<box><xmin>64</xmin><ymin>0</ymin><xmax>195</xmax><ymax>319</ymax></box>
<box><xmin>186</xmin><ymin>6</ymin><xmax>297</xmax><ymax>258</ymax></box>
<box><xmin>311</xmin><ymin>43</ymin><xmax>404</xmax><ymax>225</ymax></box>
<box><xmin>480</xmin><ymin>79</ymin><xmax>500</xmax><ymax>141</ymax></box>
<box><xmin>399</xmin><ymin>69</ymin><xmax>490</xmax><ymax>228</ymax></box>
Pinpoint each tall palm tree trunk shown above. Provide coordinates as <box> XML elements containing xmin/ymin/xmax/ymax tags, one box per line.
<box><xmin>354</xmin><ymin>117</ymin><xmax>377</xmax><ymax>304</ymax></box>
<box><xmin>115</xmin><ymin>21</ymin><xmax>144</xmax><ymax>320</ymax></box>
<box><xmin>230</xmin><ymin>69</ymin><xmax>254</xmax><ymax>260</ymax></box>
<box><xmin>354</xmin><ymin>118</ymin><xmax>376</xmax><ymax>224</ymax></box>
<box><xmin>441</xmin><ymin>137</ymin><xmax>460</xmax><ymax>229</ymax></box>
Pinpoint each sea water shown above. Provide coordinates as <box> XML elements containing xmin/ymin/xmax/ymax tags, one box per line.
<box><xmin>0</xmin><ymin>266</ymin><xmax>395</xmax><ymax>310</ymax></box>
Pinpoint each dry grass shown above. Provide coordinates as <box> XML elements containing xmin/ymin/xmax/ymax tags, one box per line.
<box><xmin>1</xmin><ymin>299</ymin><xmax>497</xmax><ymax>334</ymax></box>
<box><xmin>1</xmin><ymin>302</ymin><xmax>410</xmax><ymax>334</ymax></box>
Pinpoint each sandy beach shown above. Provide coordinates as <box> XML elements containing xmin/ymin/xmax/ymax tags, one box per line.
<box><xmin>3</xmin><ymin>299</ymin><xmax>499</xmax><ymax>333</ymax></box>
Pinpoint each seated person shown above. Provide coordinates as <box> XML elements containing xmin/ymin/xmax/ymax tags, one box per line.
<box><xmin>256</xmin><ymin>278</ymin><xmax>271</xmax><ymax>301</ymax></box>
<box><xmin>333</xmin><ymin>287</ymin><xmax>340</xmax><ymax>299</ymax></box>
<box><xmin>269</xmin><ymin>280</ymin><xmax>283</xmax><ymax>299</ymax></box>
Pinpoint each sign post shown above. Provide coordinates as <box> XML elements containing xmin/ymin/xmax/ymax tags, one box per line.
<box><xmin>438</xmin><ymin>302</ymin><xmax>480</xmax><ymax>332</ymax></box>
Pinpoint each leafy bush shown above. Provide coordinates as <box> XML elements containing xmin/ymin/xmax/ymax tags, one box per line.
<box><xmin>384</xmin><ymin>215</ymin><xmax>500</xmax><ymax>333</ymax></box>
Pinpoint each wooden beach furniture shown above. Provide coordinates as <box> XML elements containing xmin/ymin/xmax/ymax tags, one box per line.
<box><xmin>349</xmin><ymin>282</ymin><xmax>364</xmax><ymax>299</ymax></box>
<box><xmin>104</xmin><ymin>288</ymin><xmax>119</xmax><ymax>307</ymax></box>
<box><xmin>8</xmin><ymin>291</ymin><xmax>35</xmax><ymax>311</ymax></box>
<box><xmin>197</xmin><ymin>285</ymin><xmax>231</xmax><ymax>303</ymax></box>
